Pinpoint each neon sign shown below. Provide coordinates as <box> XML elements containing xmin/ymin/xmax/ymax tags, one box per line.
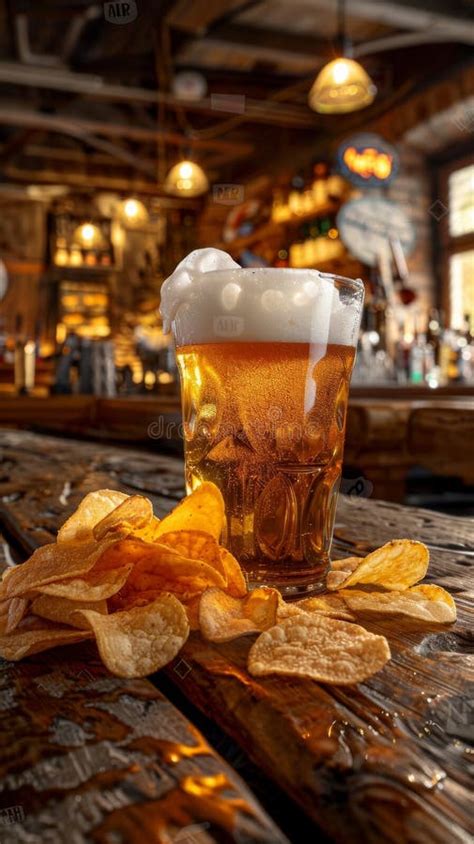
<box><xmin>337</xmin><ymin>133</ymin><xmax>399</xmax><ymax>187</ymax></box>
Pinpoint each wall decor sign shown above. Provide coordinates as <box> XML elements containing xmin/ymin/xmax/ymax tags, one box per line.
<box><xmin>337</xmin><ymin>196</ymin><xmax>415</xmax><ymax>267</ymax></box>
<box><xmin>337</xmin><ymin>133</ymin><xmax>399</xmax><ymax>187</ymax></box>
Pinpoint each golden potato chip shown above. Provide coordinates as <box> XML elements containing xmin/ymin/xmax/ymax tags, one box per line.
<box><xmin>58</xmin><ymin>489</ymin><xmax>129</xmax><ymax>543</ymax></box>
<box><xmin>248</xmin><ymin>614</ymin><xmax>391</xmax><ymax>685</ymax></box>
<box><xmin>219</xmin><ymin>548</ymin><xmax>247</xmax><ymax>598</ymax></box>
<box><xmin>330</xmin><ymin>557</ymin><xmax>361</xmax><ymax>573</ymax></box>
<box><xmin>32</xmin><ymin>595</ymin><xmax>107</xmax><ymax>629</ymax></box>
<box><xmin>93</xmin><ymin>495</ymin><xmax>154</xmax><ymax>541</ymax></box>
<box><xmin>37</xmin><ymin>565</ymin><xmax>133</xmax><ymax>602</ymax></box>
<box><xmin>326</xmin><ymin>570</ymin><xmax>352</xmax><ymax>591</ymax></box>
<box><xmin>0</xmin><ymin>597</ymin><xmax>29</xmax><ymax>635</ymax></box>
<box><xmin>199</xmin><ymin>586</ymin><xmax>279</xmax><ymax>643</ymax></box>
<box><xmin>0</xmin><ymin>536</ymin><xmax>121</xmax><ymax>599</ymax></box>
<box><xmin>134</xmin><ymin>517</ymin><xmax>164</xmax><ymax>542</ymax></box>
<box><xmin>101</xmin><ymin>539</ymin><xmax>227</xmax><ymax>591</ymax></box>
<box><xmin>409</xmin><ymin>583</ymin><xmax>457</xmax><ymax>622</ymax></box>
<box><xmin>76</xmin><ymin>594</ymin><xmax>189</xmax><ymax>678</ymax></box>
<box><xmin>155</xmin><ymin>482</ymin><xmax>225</xmax><ymax>541</ymax></box>
<box><xmin>158</xmin><ymin>530</ymin><xmax>224</xmax><ymax>571</ymax></box>
<box><xmin>298</xmin><ymin>594</ymin><xmax>356</xmax><ymax>622</ymax></box>
<box><xmin>182</xmin><ymin>595</ymin><xmax>201</xmax><ymax>631</ymax></box>
<box><xmin>327</xmin><ymin>540</ymin><xmax>429</xmax><ymax>591</ymax></box>
<box><xmin>0</xmin><ymin>621</ymin><xmax>93</xmax><ymax>661</ymax></box>
<box><xmin>341</xmin><ymin>584</ymin><xmax>457</xmax><ymax>623</ymax></box>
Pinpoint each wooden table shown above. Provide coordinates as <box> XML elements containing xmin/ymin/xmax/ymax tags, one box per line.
<box><xmin>0</xmin><ymin>430</ymin><xmax>472</xmax><ymax>843</ymax></box>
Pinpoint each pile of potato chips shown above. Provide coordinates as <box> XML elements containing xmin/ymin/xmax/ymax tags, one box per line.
<box><xmin>0</xmin><ymin>483</ymin><xmax>456</xmax><ymax>684</ymax></box>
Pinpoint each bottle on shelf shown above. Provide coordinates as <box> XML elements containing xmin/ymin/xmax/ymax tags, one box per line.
<box><xmin>14</xmin><ymin>314</ymin><xmax>36</xmax><ymax>394</ymax></box>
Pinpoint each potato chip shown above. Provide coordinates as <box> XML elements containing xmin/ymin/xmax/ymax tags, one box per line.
<box><xmin>93</xmin><ymin>495</ymin><xmax>154</xmax><ymax>541</ymax></box>
<box><xmin>37</xmin><ymin>565</ymin><xmax>133</xmax><ymax>602</ymax></box>
<box><xmin>76</xmin><ymin>594</ymin><xmax>189</xmax><ymax>678</ymax></box>
<box><xmin>0</xmin><ymin>597</ymin><xmax>29</xmax><ymax>635</ymax></box>
<box><xmin>158</xmin><ymin>530</ymin><xmax>224</xmax><ymax>572</ymax></box>
<box><xmin>248</xmin><ymin>614</ymin><xmax>391</xmax><ymax>685</ymax></box>
<box><xmin>0</xmin><ymin>536</ymin><xmax>121</xmax><ymax>599</ymax></box>
<box><xmin>326</xmin><ymin>570</ymin><xmax>351</xmax><ymax>591</ymax></box>
<box><xmin>182</xmin><ymin>595</ymin><xmax>201</xmax><ymax>631</ymax></box>
<box><xmin>330</xmin><ymin>557</ymin><xmax>361</xmax><ymax>573</ymax></box>
<box><xmin>101</xmin><ymin>539</ymin><xmax>227</xmax><ymax>591</ymax></box>
<box><xmin>298</xmin><ymin>594</ymin><xmax>356</xmax><ymax>622</ymax></box>
<box><xmin>58</xmin><ymin>489</ymin><xmax>129</xmax><ymax>543</ymax></box>
<box><xmin>0</xmin><ymin>622</ymin><xmax>93</xmax><ymax>661</ymax></box>
<box><xmin>155</xmin><ymin>482</ymin><xmax>224</xmax><ymax>541</ymax></box>
<box><xmin>219</xmin><ymin>548</ymin><xmax>247</xmax><ymax>598</ymax></box>
<box><xmin>133</xmin><ymin>517</ymin><xmax>163</xmax><ymax>542</ymax></box>
<box><xmin>410</xmin><ymin>583</ymin><xmax>457</xmax><ymax>616</ymax></box>
<box><xmin>199</xmin><ymin>587</ymin><xmax>279</xmax><ymax>643</ymax></box>
<box><xmin>32</xmin><ymin>595</ymin><xmax>107</xmax><ymax>629</ymax></box>
<box><xmin>327</xmin><ymin>540</ymin><xmax>429</xmax><ymax>591</ymax></box>
<box><xmin>341</xmin><ymin>584</ymin><xmax>457</xmax><ymax>623</ymax></box>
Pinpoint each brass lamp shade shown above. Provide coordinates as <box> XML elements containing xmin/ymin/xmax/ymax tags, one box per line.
<box><xmin>164</xmin><ymin>160</ymin><xmax>209</xmax><ymax>197</ymax></box>
<box><xmin>308</xmin><ymin>57</ymin><xmax>376</xmax><ymax>114</ymax></box>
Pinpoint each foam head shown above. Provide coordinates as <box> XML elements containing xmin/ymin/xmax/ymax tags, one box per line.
<box><xmin>160</xmin><ymin>248</ymin><xmax>364</xmax><ymax>346</ymax></box>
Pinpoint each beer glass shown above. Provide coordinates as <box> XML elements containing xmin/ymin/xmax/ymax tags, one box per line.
<box><xmin>168</xmin><ymin>263</ymin><xmax>364</xmax><ymax>595</ymax></box>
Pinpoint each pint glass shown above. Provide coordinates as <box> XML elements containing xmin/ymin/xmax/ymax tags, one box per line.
<box><xmin>171</xmin><ymin>266</ymin><xmax>364</xmax><ymax>594</ymax></box>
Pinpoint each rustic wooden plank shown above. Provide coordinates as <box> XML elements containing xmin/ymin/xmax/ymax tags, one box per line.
<box><xmin>0</xmin><ymin>429</ymin><xmax>472</xmax><ymax>844</ymax></box>
<box><xmin>0</xmin><ymin>642</ymin><xmax>288</xmax><ymax>843</ymax></box>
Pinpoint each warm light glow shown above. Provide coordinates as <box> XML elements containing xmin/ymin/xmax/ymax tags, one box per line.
<box><xmin>308</xmin><ymin>57</ymin><xmax>376</xmax><ymax>114</ymax></box>
<box><xmin>164</xmin><ymin>159</ymin><xmax>209</xmax><ymax>197</ymax></box>
<box><xmin>343</xmin><ymin>146</ymin><xmax>393</xmax><ymax>181</ymax></box>
<box><xmin>56</xmin><ymin>323</ymin><xmax>67</xmax><ymax>344</ymax></box>
<box><xmin>158</xmin><ymin>371</ymin><xmax>174</xmax><ymax>384</ymax></box>
<box><xmin>333</xmin><ymin>59</ymin><xmax>349</xmax><ymax>84</ymax></box>
<box><xmin>118</xmin><ymin>197</ymin><xmax>149</xmax><ymax>227</ymax></box>
<box><xmin>73</xmin><ymin>222</ymin><xmax>104</xmax><ymax>248</ymax></box>
<box><xmin>144</xmin><ymin>371</ymin><xmax>156</xmax><ymax>388</ymax></box>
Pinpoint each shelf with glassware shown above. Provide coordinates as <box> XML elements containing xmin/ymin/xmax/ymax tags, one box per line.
<box><xmin>49</xmin><ymin>212</ymin><xmax>117</xmax><ymax>271</ymax></box>
<box><xmin>214</xmin><ymin>163</ymin><xmax>363</xmax><ymax>277</ymax></box>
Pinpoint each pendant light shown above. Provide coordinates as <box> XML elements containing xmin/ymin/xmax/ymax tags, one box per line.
<box><xmin>117</xmin><ymin>197</ymin><xmax>149</xmax><ymax>227</ymax></box>
<box><xmin>164</xmin><ymin>159</ymin><xmax>209</xmax><ymax>198</ymax></box>
<box><xmin>308</xmin><ymin>0</ymin><xmax>376</xmax><ymax>114</ymax></box>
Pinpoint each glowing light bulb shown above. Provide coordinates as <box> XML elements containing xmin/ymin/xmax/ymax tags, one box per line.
<box><xmin>81</xmin><ymin>224</ymin><xmax>95</xmax><ymax>243</ymax></box>
<box><xmin>332</xmin><ymin>59</ymin><xmax>349</xmax><ymax>84</ymax></box>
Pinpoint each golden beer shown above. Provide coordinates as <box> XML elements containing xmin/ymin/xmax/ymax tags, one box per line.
<box><xmin>162</xmin><ymin>255</ymin><xmax>364</xmax><ymax>594</ymax></box>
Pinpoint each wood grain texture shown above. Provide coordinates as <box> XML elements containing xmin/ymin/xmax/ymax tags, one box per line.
<box><xmin>0</xmin><ymin>430</ymin><xmax>472</xmax><ymax>844</ymax></box>
<box><xmin>0</xmin><ymin>646</ymin><xmax>288</xmax><ymax>843</ymax></box>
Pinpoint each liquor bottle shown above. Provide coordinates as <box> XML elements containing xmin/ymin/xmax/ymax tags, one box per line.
<box><xmin>409</xmin><ymin>331</ymin><xmax>425</xmax><ymax>384</ymax></box>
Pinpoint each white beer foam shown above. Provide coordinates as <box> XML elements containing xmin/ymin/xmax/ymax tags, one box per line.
<box><xmin>160</xmin><ymin>248</ymin><xmax>363</xmax><ymax>346</ymax></box>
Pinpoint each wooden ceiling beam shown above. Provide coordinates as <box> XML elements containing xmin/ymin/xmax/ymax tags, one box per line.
<box><xmin>0</xmin><ymin>104</ymin><xmax>254</xmax><ymax>155</ymax></box>
<box><xmin>311</xmin><ymin>0</ymin><xmax>474</xmax><ymax>44</ymax></box>
<box><xmin>200</xmin><ymin>22</ymin><xmax>327</xmax><ymax>59</ymax></box>
<box><xmin>165</xmin><ymin>0</ymin><xmax>256</xmax><ymax>35</ymax></box>
<box><xmin>0</xmin><ymin>62</ymin><xmax>317</xmax><ymax>128</ymax></box>
<box><xmin>2</xmin><ymin>164</ymin><xmax>202</xmax><ymax>204</ymax></box>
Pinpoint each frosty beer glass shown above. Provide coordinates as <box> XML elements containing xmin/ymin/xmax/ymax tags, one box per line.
<box><xmin>162</xmin><ymin>252</ymin><xmax>364</xmax><ymax>595</ymax></box>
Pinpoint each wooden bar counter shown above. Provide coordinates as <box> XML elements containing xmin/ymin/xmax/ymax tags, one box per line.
<box><xmin>0</xmin><ymin>385</ymin><xmax>472</xmax><ymax>501</ymax></box>
<box><xmin>0</xmin><ymin>429</ymin><xmax>472</xmax><ymax>843</ymax></box>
